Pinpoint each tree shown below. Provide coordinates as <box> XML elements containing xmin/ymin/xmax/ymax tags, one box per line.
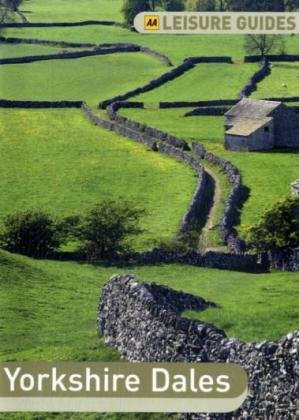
<box><xmin>78</xmin><ymin>200</ymin><xmax>144</xmax><ymax>260</ymax></box>
<box><xmin>285</xmin><ymin>0</ymin><xmax>299</xmax><ymax>10</ymax></box>
<box><xmin>122</xmin><ymin>0</ymin><xmax>151</xmax><ymax>25</ymax></box>
<box><xmin>185</xmin><ymin>0</ymin><xmax>215</xmax><ymax>10</ymax></box>
<box><xmin>162</xmin><ymin>0</ymin><xmax>185</xmax><ymax>10</ymax></box>
<box><xmin>224</xmin><ymin>0</ymin><xmax>284</xmax><ymax>10</ymax></box>
<box><xmin>244</xmin><ymin>34</ymin><xmax>286</xmax><ymax>57</ymax></box>
<box><xmin>246</xmin><ymin>197</ymin><xmax>299</xmax><ymax>252</ymax></box>
<box><xmin>0</xmin><ymin>210</ymin><xmax>63</xmax><ymax>258</ymax></box>
<box><xmin>0</xmin><ymin>0</ymin><xmax>23</xmax><ymax>12</ymax></box>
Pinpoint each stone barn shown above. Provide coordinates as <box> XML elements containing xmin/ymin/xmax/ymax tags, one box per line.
<box><xmin>224</xmin><ymin>98</ymin><xmax>299</xmax><ymax>152</ymax></box>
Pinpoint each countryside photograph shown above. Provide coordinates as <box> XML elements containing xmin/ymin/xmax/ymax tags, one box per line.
<box><xmin>0</xmin><ymin>0</ymin><xmax>298</xmax><ymax>418</ymax></box>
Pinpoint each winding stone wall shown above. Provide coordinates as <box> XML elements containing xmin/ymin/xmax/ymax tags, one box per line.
<box><xmin>99</xmin><ymin>274</ymin><xmax>298</xmax><ymax>419</ymax></box>
<box><xmin>192</xmin><ymin>143</ymin><xmax>246</xmax><ymax>254</ymax></box>
<box><xmin>238</xmin><ymin>57</ymin><xmax>271</xmax><ymax>98</ymax></box>
<box><xmin>108</xmin><ymin>101</ymin><xmax>246</xmax><ymax>254</ymax></box>
<box><xmin>84</xmin><ymin>103</ymin><xmax>207</xmax><ymax>234</ymax></box>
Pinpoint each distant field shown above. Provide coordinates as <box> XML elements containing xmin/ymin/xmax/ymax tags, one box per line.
<box><xmin>121</xmin><ymin>108</ymin><xmax>298</xmax><ymax>235</ymax></box>
<box><xmin>0</xmin><ymin>43</ymin><xmax>78</xmax><ymax>58</ymax></box>
<box><xmin>0</xmin><ymin>52</ymin><xmax>165</xmax><ymax>107</ymax></box>
<box><xmin>253</xmin><ymin>62</ymin><xmax>299</xmax><ymax>99</ymax></box>
<box><xmin>21</xmin><ymin>0</ymin><xmax>123</xmax><ymax>22</ymax></box>
<box><xmin>5</xmin><ymin>26</ymin><xmax>299</xmax><ymax>64</ymax></box>
<box><xmin>136</xmin><ymin>63</ymin><xmax>259</xmax><ymax>103</ymax></box>
<box><xmin>0</xmin><ymin>109</ymin><xmax>196</xmax><ymax>250</ymax></box>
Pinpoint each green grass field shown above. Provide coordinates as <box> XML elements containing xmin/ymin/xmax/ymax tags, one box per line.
<box><xmin>1</xmin><ymin>250</ymin><xmax>298</xmax><ymax>364</ymax></box>
<box><xmin>0</xmin><ymin>43</ymin><xmax>80</xmax><ymax>58</ymax></box>
<box><xmin>121</xmin><ymin>108</ymin><xmax>298</xmax><ymax>235</ymax></box>
<box><xmin>253</xmin><ymin>62</ymin><xmax>299</xmax><ymax>98</ymax></box>
<box><xmin>136</xmin><ymin>63</ymin><xmax>259</xmax><ymax>103</ymax></box>
<box><xmin>21</xmin><ymin>0</ymin><xmax>124</xmax><ymax>22</ymax></box>
<box><xmin>0</xmin><ymin>52</ymin><xmax>166</xmax><ymax>108</ymax></box>
<box><xmin>0</xmin><ymin>109</ymin><xmax>196</xmax><ymax>250</ymax></box>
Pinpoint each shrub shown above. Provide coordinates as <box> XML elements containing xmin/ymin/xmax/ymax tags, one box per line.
<box><xmin>0</xmin><ymin>210</ymin><xmax>62</xmax><ymax>258</ymax></box>
<box><xmin>246</xmin><ymin>196</ymin><xmax>299</xmax><ymax>252</ymax></box>
<box><xmin>78</xmin><ymin>200</ymin><xmax>145</xmax><ymax>260</ymax></box>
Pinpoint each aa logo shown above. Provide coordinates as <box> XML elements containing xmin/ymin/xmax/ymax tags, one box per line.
<box><xmin>144</xmin><ymin>15</ymin><xmax>160</xmax><ymax>30</ymax></box>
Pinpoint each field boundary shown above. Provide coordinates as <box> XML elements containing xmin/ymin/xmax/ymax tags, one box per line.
<box><xmin>238</xmin><ymin>57</ymin><xmax>271</xmax><ymax>98</ymax></box>
<box><xmin>245</xmin><ymin>54</ymin><xmax>299</xmax><ymax>62</ymax></box>
<box><xmin>99</xmin><ymin>274</ymin><xmax>297</xmax><ymax>417</ymax></box>
<box><xmin>0</xmin><ymin>36</ymin><xmax>173</xmax><ymax>66</ymax></box>
<box><xmin>106</xmin><ymin>101</ymin><xmax>248</xmax><ymax>254</ymax></box>
<box><xmin>0</xmin><ymin>20</ymin><xmax>125</xmax><ymax>28</ymax></box>
<box><xmin>99</xmin><ymin>57</ymin><xmax>233</xmax><ymax>108</ymax></box>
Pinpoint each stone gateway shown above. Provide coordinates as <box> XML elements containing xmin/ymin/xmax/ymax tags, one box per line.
<box><xmin>224</xmin><ymin>98</ymin><xmax>299</xmax><ymax>151</ymax></box>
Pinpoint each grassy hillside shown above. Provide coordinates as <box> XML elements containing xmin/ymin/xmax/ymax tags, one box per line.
<box><xmin>120</xmin><ymin>108</ymin><xmax>298</xmax><ymax>235</ymax></box>
<box><xmin>136</xmin><ymin>63</ymin><xmax>259</xmax><ymax>103</ymax></box>
<box><xmin>0</xmin><ymin>250</ymin><xmax>298</xmax><ymax>364</ymax></box>
<box><xmin>0</xmin><ymin>52</ymin><xmax>166</xmax><ymax>108</ymax></box>
<box><xmin>1</xmin><ymin>243</ymin><xmax>298</xmax><ymax>420</ymax></box>
<box><xmin>0</xmin><ymin>109</ymin><xmax>196</xmax><ymax>250</ymax></box>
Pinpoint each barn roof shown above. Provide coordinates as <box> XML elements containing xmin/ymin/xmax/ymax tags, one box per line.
<box><xmin>225</xmin><ymin>117</ymin><xmax>272</xmax><ymax>136</ymax></box>
<box><xmin>225</xmin><ymin>98</ymin><xmax>282</xmax><ymax>120</ymax></box>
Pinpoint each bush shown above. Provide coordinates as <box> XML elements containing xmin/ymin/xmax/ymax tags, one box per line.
<box><xmin>77</xmin><ymin>200</ymin><xmax>145</xmax><ymax>260</ymax></box>
<box><xmin>0</xmin><ymin>210</ymin><xmax>62</xmax><ymax>258</ymax></box>
<box><xmin>246</xmin><ymin>196</ymin><xmax>299</xmax><ymax>252</ymax></box>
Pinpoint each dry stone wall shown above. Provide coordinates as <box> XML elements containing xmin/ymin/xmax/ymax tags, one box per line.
<box><xmin>0</xmin><ymin>45</ymin><xmax>141</xmax><ymax>65</ymax></box>
<box><xmin>160</xmin><ymin>100</ymin><xmax>238</xmax><ymax>108</ymax></box>
<box><xmin>1</xmin><ymin>20</ymin><xmax>124</xmax><ymax>28</ymax></box>
<box><xmin>108</xmin><ymin>101</ymin><xmax>247</xmax><ymax>254</ymax></box>
<box><xmin>245</xmin><ymin>54</ymin><xmax>299</xmax><ymax>62</ymax></box>
<box><xmin>99</xmin><ymin>274</ymin><xmax>298</xmax><ymax>419</ymax></box>
<box><xmin>192</xmin><ymin>143</ymin><xmax>246</xmax><ymax>254</ymax></box>
<box><xmin>238</xmin><ymin>57</ymin><xmax>271</xmax><ymax>98</ymax></box>
<box><xmin>99</xmin><ymin>59</ymin><xmax>196</xmax><ymax>109</ymax></box>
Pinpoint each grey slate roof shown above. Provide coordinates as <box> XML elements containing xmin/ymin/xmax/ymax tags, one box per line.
<box><xmin>225</xmin><ymin>98</ymin><xmax>282</xmax><ymax>120</ymax></box>
<box><xmin>226</xmin><ymin>117</ymin><xmax>272</xmax><ymax>136</ymax></box>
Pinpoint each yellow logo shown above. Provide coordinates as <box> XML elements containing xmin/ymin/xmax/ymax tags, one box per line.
<box><xmin>144</xmin><ymin>15</ymin><xmax>160</xmax><ymax>31</ymax></box>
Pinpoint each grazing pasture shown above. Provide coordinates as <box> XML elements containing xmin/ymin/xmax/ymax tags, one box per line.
<box><xmin>0</xmin><ymin>109</ymin><xmax>196</xmax><ymax>250</ymax></box>
<box><xmin>136</xmin><ymin>63</ymin><xmax>259</xmax><ymax>103</ymax></box>
<box><xmin>253</xmin><ymin>62</ymin><xmax>299</xmax><ymax>99</ymax></box>
<box><xmin>20</xmin><ymin>0</ymin><xmax>124</xmax><ymax>23</ymax></box>
<box><xmin>0</xmin><ymin>52</ymin><xmax>166</xmax><ymax>108</ymax></box>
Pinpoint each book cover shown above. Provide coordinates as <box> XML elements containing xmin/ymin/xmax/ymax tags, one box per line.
<box><xmin>0</xmin><ymin>0</ymin><xmax>298</xmax><ymax>418</ymax></box>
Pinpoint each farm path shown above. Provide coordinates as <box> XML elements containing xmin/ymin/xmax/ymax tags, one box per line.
<box><xmin>198</xmin><ymin>167</ymin><xmax>227</xmax><ymax>253</ymax></box>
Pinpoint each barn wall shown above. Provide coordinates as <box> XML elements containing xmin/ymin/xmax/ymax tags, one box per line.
<box><xmin>272</xmin><ymin>107</ymin><xmax>299</xmax><ymax>148</ymax></box>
